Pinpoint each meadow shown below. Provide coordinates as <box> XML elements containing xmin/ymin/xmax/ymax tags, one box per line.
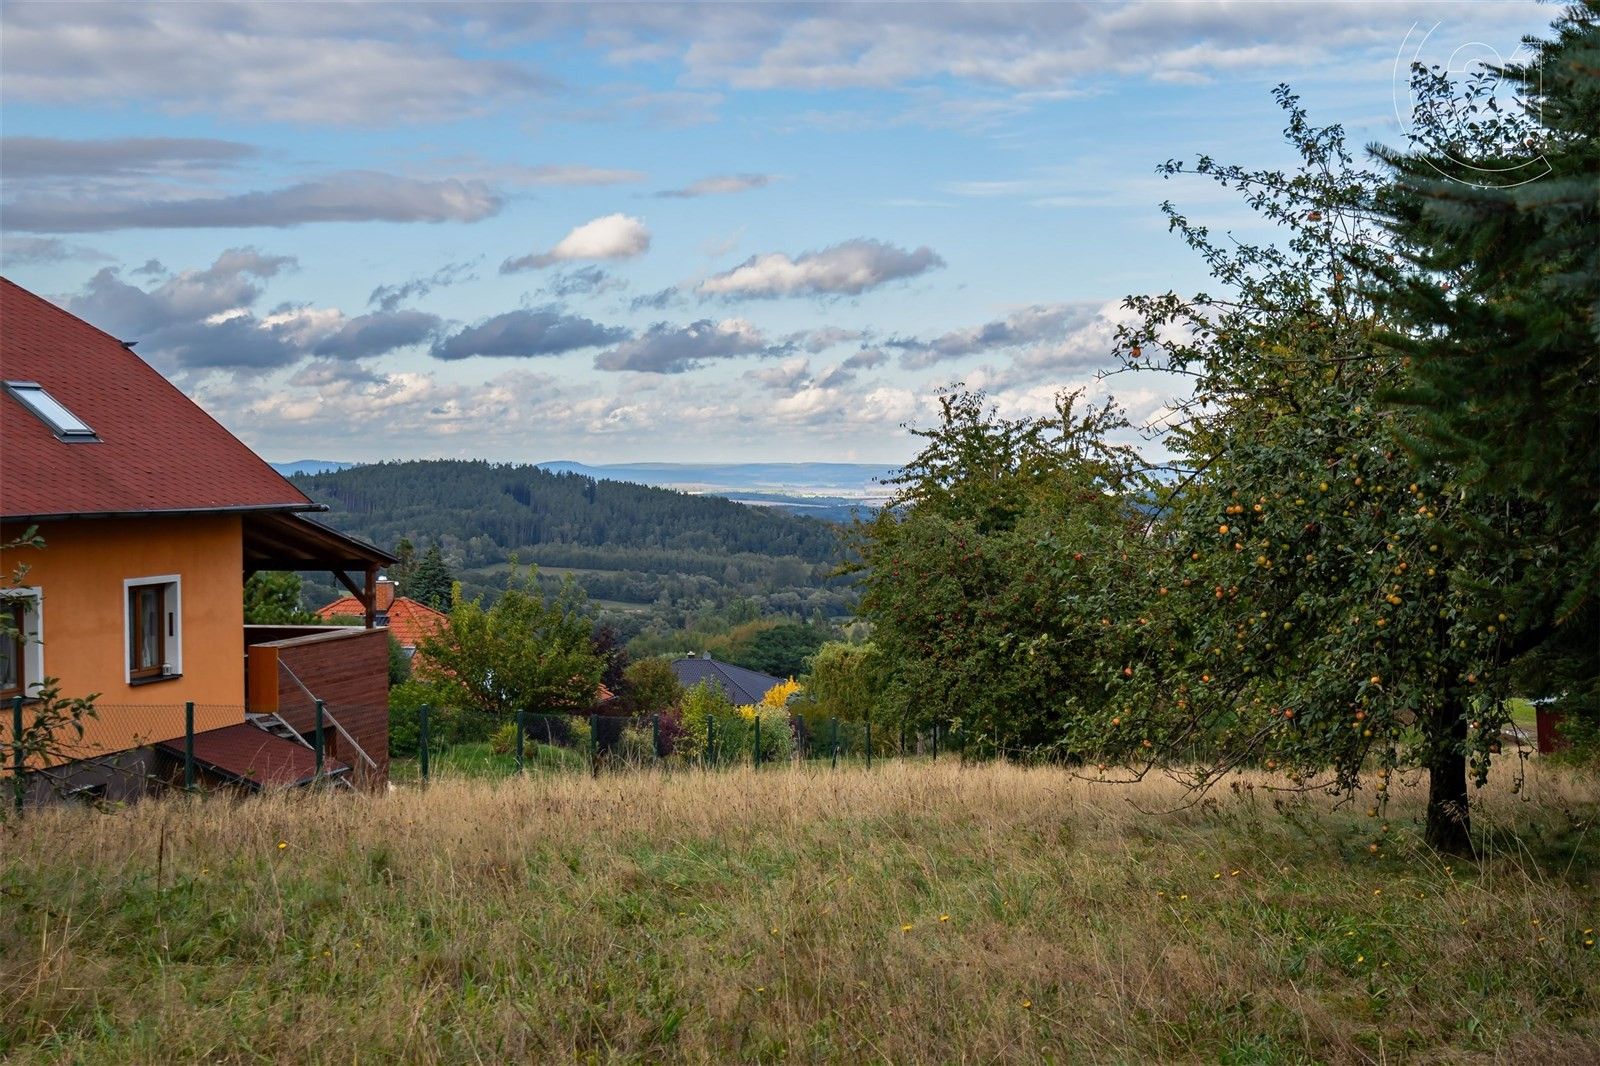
<box><xmin>2</xmin><ymin>758</ymin><xmax>1597</xmax><ymax>1064</ymax></box>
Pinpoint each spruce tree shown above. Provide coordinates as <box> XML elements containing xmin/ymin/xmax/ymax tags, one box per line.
<box><xmin>408</xmin><ymin>544</ymin><xmax>454</xmax><ymax>612</ymax></box>
<box><xmin>1372</xmin><ymin>2</ymin><xmax>1598</xmax><ymax>717</ymax></box>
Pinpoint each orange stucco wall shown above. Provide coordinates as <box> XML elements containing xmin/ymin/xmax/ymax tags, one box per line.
<box><xmin>1</xmin><ymin>515</ymin><xmax>245</xmax><ymax>758</ymax></box>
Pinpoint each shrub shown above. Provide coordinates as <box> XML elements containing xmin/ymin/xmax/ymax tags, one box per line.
<box><xmin>657</xmin><ymin>707</ymin><xmax>686</xmax><ymax>756</ymax></box>
<box><xmin>677</xmin><ymin>680</ymin><xmax>734</xmax><ymax>759</ymax></box>
<box><xmin>618</xmin><ymin>725</ymin><xmax>656</xmax><ymax>762</ymax></box>
<box><xmin>490</xmin><ymin>721</ymin><xmax>518</xmax><ymax>756</ymax></box>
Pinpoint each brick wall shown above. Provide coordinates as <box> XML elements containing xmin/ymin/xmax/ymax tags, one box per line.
<box><xmin>252</xmin><ymin>627</ymin><xmax>390</xmax><ymax>787</ymax></box>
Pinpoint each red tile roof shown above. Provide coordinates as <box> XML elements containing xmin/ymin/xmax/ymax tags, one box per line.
<box><xmin>1</xmin><ymin>277</ymin><xmax>313</xmax><ymax>519</ymax></box>
<box><xmin>156</xmin><ymin>722</ymin><xmax>348</xmax><ymax>789</ymax></box>
<box><xmin>317</xmin><ymin>593</ymin><xmax>448</xmax><ymax>650</ymax></box>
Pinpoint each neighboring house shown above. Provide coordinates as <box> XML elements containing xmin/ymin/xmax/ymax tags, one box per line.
<box><xmin>317</xmin><ymin>577</ymin><xmax>447</xmax><ymax>662</ymax></box>
<box><xmin>0</xmin><ymin>278</ymin><xmax>396</xmax><ymax>801</ymax></box>
<box><xmin>670</xmin><ymin>653</ymin><xmax>786</xmax><ymax>707</ymax></box>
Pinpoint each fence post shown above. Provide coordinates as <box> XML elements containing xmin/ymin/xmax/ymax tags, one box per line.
<box><xmin>589</xmin><ymin>713</ymin><xmax>598</xmax><ymax>778</ymax></box>
<box><xmin>753</xmin><ymin>714</ymin><xmax>761</xmax><ymax>769</ymax></box>
<box><xmin>932</xmin><ymin>722</ymin><xmax>939</xmax><ymax>761</ymax></box>
<box><xmin>515</xmin><ymin>708</ymin><xmax>525</xmax><ymax>774</ymax></box>
<box><xmin>11</xmin><ymin>696</ymin><xmax>23</xmax><ymax>818</ymax></box>
<box><xmin>900</xmin><ymin>718</ymin><xmax>906</xmax><ymax>758</ymax></box>
<box><xmin>707</xmin><ymin>715</ymin><xmax>716</xmax><ymax>769</ymax></box>
<box><xmin>831</xmin><ymin>717</ymin><xmax>839</xmax><ymax>770</ymax></box>
<box><xmin>184</xmin><ymin>701</ymin><xmax>196</xmax><ymax>792</ymax></box>
<box><xmin>653</xmin><ymin>714</ymin><xmax>661</xmax><ymax>763</ymax></box>
<box><xmin>313</xmin><ymin>699</ymin><xmax>326</xmax><ymax>781</ymax></box>
<box><xmin>865</xmin><ymin>719</ymin><xmax>872</xmax><ymax>770</ymax></box>
<box><xmin>419</xmin><ymin>704</ymin><xmax>431</xmax><ymax>785</ymax></box>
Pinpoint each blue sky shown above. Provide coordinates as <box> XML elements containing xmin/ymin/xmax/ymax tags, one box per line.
<box><xmin>0</xmin><ymin>1</ymin><xmax>1551</xmax><ymax>464</ymax></box>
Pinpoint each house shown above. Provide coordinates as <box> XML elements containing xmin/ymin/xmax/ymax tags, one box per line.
<box><xmin>316</xmin><ymin>578</ymin><xmax>447</xmax><ymax>662</ymax></box>
<box><xmin>0</xmin><ymin>278</ymin><xmax>396</xmax><ymax>801</ymax></box>
<box><xmin>670</xmin><ymin>652</ymin><xmax>786</xmax><ymax>707</ymax></box>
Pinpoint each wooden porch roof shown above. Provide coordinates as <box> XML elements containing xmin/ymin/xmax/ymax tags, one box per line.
<box><xmin>242</xmin><ymin>512</ymin><xmax>396</xmax><ymax>573</ymax></box>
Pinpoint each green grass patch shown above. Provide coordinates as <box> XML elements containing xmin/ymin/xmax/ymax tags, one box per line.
<box><xmin>2</xmin><ymin>761</ymin><xmax>1597</xmax><ymax>1063</ymax></box>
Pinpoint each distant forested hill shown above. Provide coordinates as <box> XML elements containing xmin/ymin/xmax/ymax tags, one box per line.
<box><xmin>291</xmin><ymin>460</ymin><xmax>855</xmax><ymax>634</ymax></box>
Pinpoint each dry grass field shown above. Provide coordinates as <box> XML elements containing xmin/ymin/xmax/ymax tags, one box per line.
<box><xmin>2</xmin><ymin>758</ymin><xmax>1598</xmax><ymax>1063</ymax></box>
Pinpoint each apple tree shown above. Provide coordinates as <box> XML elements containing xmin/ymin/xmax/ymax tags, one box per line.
<box><xmin>1070</xmin><ymin>88</ymin><xmax>1526</xmax><ymax>852</ymax></box>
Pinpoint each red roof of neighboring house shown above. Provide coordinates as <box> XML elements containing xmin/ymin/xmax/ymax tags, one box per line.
<box><xmin>317</xmin><ymin>592</ymin><xmax>448</xmax><ymax>650</ymax></box>
<box><xmin>0</xmin><ymin>277</ymin><xmax>313</xmax><ymax>520</ymax></box>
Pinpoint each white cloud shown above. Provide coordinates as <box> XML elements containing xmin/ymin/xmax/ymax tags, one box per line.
<box><xmin>699</xmin><ymin>238</ymin><xmax>944</xmax><ymax>299</ymax></box>
<box><xmin>501</xmin><ymin>213</ymin><xmax>652</xmax><ymax>273</ymax></box>
<box><xmin>657</xmin><ymin>173</ymin><xmax>778</xmax><ymax>198</ymax></box>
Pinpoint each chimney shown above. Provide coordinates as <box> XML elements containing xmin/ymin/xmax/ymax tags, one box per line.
<box><xmin>375</xmin><ymin>576</ymin><xmax>396</xmax><ymax>612</ymax></box>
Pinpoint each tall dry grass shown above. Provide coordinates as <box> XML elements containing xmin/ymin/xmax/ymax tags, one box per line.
<box><xmin>2</xmin><ymin>758</ymin><xmax>1598</xmax><ymax>1063</ymax></box>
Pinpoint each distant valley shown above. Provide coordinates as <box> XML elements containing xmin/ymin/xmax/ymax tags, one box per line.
<box><xmin>285</xmin><ymin>459</ymin><xmax>862</xmax><ymax>642</ymax></box>
<box><xmin>272</xmin><ymin>459</ymin><xmax>898</xmax><ymax>522</ymax></box>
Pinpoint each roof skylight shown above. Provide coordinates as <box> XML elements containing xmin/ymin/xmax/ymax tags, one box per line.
<box><xmin>3</xmin><ymin>381</ymin><xmax>98</xmax><ymax>441</ymax></box>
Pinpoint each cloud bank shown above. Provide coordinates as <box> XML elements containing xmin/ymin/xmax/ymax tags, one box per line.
<box><xmin>4</xmin><ymin>172</ymin><xmax>500</xmax><ymax>232</ymax></box>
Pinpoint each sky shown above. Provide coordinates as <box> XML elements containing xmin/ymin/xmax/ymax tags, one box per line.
<box><xmin>0</xmin><ymin>1</ymin><xmax>1553</xmax><ymax>465</ymax></box>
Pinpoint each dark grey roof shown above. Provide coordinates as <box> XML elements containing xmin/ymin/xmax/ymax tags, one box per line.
<box><xmin>670</xmin><ymin>656</ymin><xmax>786</xmax><ymax>706</ymax></box>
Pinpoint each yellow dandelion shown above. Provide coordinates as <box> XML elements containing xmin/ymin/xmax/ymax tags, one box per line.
<box><xmin>939</xmin><ymin>914</ymin><xmax>951</xmax><ymax>923</ymax></box>
<box><xmin>277</xmin><ymin>841</ymin><xmax>288</xmax><ymax>850</ymax></box>
<box><xmin>1355</xmin><ymin>955</ymin><xmax>1364</xmax><ymax>963</ymax></box>
<box><xmin>901</xmin><ymin>924</ymin><xmax>913</xmax><ymax>933</ymax></box>
<box><xmin>1178</xmin><ymin>894</ymin><xmax>1189</xmax><ymax>901</ymax></box>
<box><xmin>1230</xmin><ymin>869</ymin><xmax>1240</xmax><ymax>877</ymax></box>
<box><xmin>1021</xmin><ymin>999</ymin><xmax>1032</xmax><ymax>1010</ymax></box>
<box><xmin>756</xmin><ymin>986</ymin><xmax>766</xmax><ymax>993</ymax></box>
<box><xmin>1373</xmin><ymin>889</ymin><xmax>1382</xmax><ymax>896</ymax></box>
<box><xmin>770</xmin><ymin>927</ymin><xmax>780</xmax><ymax>935</ymax></box>
<box><xmin>1212</xmin><ymin>872</ymin><xmax>1222</xmax><ymax>880</ymax></box>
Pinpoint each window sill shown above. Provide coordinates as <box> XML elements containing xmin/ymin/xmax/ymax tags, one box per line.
<box><xmin>129</xmin><ymin>673</ymin><xmax>183</xmax><ymax>687</ymax></box>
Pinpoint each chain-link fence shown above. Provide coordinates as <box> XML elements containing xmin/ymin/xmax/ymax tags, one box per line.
<box><xmin>392</xmin><ymin>704</ymin><xmax>983</xmax><ymax>784</ymax></box>
<box><xmin>5</xmin><ymin>695</ymin><xmax>993</xmax><ymax>814</ymax></box>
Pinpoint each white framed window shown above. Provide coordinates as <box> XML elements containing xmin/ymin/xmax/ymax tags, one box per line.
<box><xmin>0</xmin><ymin>587</ymin><xmax>43</xmax><ymax>700</ymax></box>
<box><xmin>123</xmin><ymin>575</ymin><xmax>182</xmax><ymax>683</ymax></box>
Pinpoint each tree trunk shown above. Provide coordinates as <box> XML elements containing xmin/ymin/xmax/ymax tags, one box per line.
<box><xmin>1425</xmin><ymin>700</ymin><xmax>1472</xmax><ymax>853</ymax></box>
